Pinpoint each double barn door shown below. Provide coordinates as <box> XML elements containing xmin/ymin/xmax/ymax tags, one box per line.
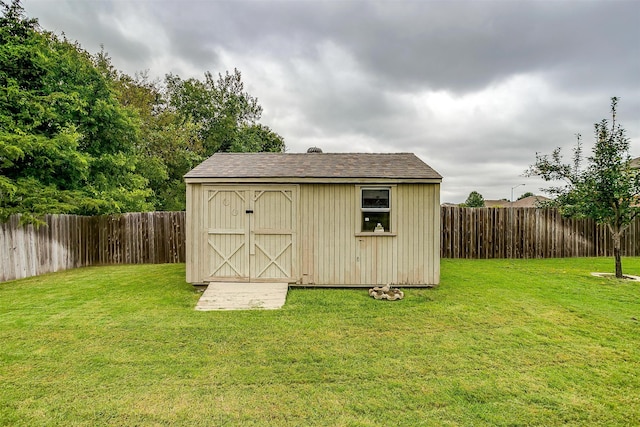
<box><xmin>203</xmin><ymin>186</ymin><xmax>296</xmax><ymax>282</ymax></box>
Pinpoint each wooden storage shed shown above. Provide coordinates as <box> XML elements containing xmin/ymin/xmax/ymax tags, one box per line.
<box><xmin>184</xmin><ymin>152</ymin><xmax>442</xmax><ymax>287</ymax></box>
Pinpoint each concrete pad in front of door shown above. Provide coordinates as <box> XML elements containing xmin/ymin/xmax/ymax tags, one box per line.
<box><xmin>195</xmin><ymin>282</ymin><xmax>289</xmax><ymax>311</ymax></box>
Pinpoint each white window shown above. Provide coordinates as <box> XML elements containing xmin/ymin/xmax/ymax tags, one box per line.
<box><xmin>361</xmin><ymin>187</ymin><xmax>391</xmax><ymax>232</ymax></box>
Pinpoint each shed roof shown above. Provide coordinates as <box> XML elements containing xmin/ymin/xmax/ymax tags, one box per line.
<box><xmin>185</xmin><ymin>152</ymin><xmax>442</xmax><ymax>181</ymax></box>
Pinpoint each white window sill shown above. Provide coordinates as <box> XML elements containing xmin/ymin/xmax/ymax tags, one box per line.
<box><xmin>355</xmin><ymin>232</ymin><xmax>397</xmax><ymax>237</ymax></box>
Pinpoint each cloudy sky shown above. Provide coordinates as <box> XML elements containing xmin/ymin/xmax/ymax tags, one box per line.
<box><xmin>23</xmin><ymin>0</ymin><xmax>640</xmax><ymax>203</ymax></box>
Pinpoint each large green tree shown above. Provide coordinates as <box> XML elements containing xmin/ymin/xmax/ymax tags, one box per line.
<box><xmin>111</xmin><ymin>66</ymin><xmax>285</xmax><ymax>211</ymax></box>
<box><xmin>1</xmin><ymin>0</ymin><xmax>287</xmax><ymax>218</ymax></box>
<box><xmin>108</xmin><ymin>69</ymin><xmax>202</xmax><ymax>211</ymax></box>
<box><xmin>528</xmin><ymin>98</ymin><xmax>640</xmax><ymax>278</ymax></box>
<box><xmin>0</xmin><ymin>0</ymin><xmax>152</xmax><ymax>220</ymax></box>
<box><xmin>165</xmin><ymin>69</ymin><xmax>285</xmax><ymax>155</ymax></box>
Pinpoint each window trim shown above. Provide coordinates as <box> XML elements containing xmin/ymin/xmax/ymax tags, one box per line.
<box><xmin>356</xmin><ymin>185</ymin><xmax>397</xmax><ymax>236</ymax></box>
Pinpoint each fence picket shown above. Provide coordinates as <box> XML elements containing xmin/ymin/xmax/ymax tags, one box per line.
<box><xmin>1</xmin><ymin>208</ymin><xmax>639</xmax><ymax>282</ymax></box>
<box><xmin>440</xmin><ymin>207</ymin><xmax>639</xmax><ymax>259</ymax></box>
<box><xmin>0</xmin><ymin>212</ymin><xmax>188</xmax><ymax>282</ymax></box>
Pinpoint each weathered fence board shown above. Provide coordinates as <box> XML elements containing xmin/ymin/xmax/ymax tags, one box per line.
<box><xmin>440</xmin><ymin>207</ymin><xmax>640</xmax><ymax>259</ymax></box>
<box><xmin>1</xmin><ymin>212</ymin><xmax>186</xmax><ymax>282</ymax></box>
<box><xmin>1</xmin><ymin>208</ymin><xmax>639</xmax><ymax>283</ymax></box>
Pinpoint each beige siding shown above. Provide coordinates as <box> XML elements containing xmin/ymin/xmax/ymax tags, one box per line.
<box><xmin>185</xmin><ymin>183</ymin><xmax>200</xmax><ymax>283</ymax></box>
<box><xmin>299</xmin><ymin>184</ymin><xmax>359</xmax><ymax>285</ymax></box>
<box><xmin>186</xmin><ymin>181</ymin><xmax>440</xmax><ymax>286</ymax></box>
<box><xmin>298</xmin><ymin>183</ymin><xmax>440</xmax><ymax>286</ymax></box>
<box><xmin>395</xmin><ymin>183</ymin><xmax>440</xmax><ymax>284</ymax></box>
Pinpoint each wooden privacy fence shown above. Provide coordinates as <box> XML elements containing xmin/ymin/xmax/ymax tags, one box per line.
<box><xmin>441</xmin><ymin>207</ymin><xmax>640</xmax><ymax>259</ymax></box>
<box><xmin>1</xmin><ymin>208</ymin><xmax>639</xmax><ymax>282</ymax></box>
<box><xmin>0</xmin><ymin>212</ymin><xmax>185</xmax><ymax>282</ymax></box>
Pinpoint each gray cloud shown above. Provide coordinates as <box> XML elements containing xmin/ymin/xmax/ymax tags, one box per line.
<box><xmin>23</xmin><ymin>0</ymin><xmax>640</xmax><ymax>203</ymax></box>
<box><xmin>148</xmin><ymin>1</ymin><xmax>640</xmax><ymax>93</ymax></box>
<box><xmin>30</xmin><ymin>1</ymin><xmax>153</xmax><ymax>67</ymax></box>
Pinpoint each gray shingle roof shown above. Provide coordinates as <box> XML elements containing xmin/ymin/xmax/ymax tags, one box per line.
<box><xmin>185</xmin><ymin>152</ymin><xmax>442</xmax><ymax>180</ymax></box>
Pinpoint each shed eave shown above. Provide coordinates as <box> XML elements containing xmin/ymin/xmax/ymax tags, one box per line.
<box><xmin>184</xmin><ymin>177</ymin><xmax>442</xmax><ymax>185</ymax></box>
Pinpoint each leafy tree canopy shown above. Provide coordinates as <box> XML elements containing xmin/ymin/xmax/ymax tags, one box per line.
<box><xmin>527</xmin><ymin>97</ymin><xmax>640</xmax><ymax>278</ymax></box>
<box><xmin>0</xmin><ymin>0</ymin><xmax>152</xmax><ymax>220</ymax></box>
<box><xmin>1</xmin><ymin>0</ymin><xmax>286</xmax><ymax>219</ymax></box>
<box><xmin>165</xmin><ymin>69</ymin><xmax>285</xmax><ymax>155</ymax></box>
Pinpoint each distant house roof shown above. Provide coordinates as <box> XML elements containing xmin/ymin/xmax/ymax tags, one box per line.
<box><xmin>185</xmin><ymin>152</ymin><xmax>442</xmax><ymax>181</ymax></box>
<box><xmin>631</xmin><ymin>157</ymin><xmax>640</xmax><ymax>169</ymax></box>
<box><xmin>483</xmin><ymin>199</ymin><xmax>510</xmax><ymax>208</ymax></box>
<box><xmin>483</xmin><ymin>195</ymin><xmax>550</xmax><ymax>208</ymax></box>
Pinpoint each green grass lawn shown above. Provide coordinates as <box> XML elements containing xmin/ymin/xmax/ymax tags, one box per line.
<box><xmin>1</xmin><ymin>258</ymin><xmax>639</xmax><ymax>426</ymax></box>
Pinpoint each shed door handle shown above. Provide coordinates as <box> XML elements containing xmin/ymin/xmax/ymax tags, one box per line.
<box><xmin>246</xmin><ymin>209</ymin><xmax>253</xmax><ymax>214</ymax></box>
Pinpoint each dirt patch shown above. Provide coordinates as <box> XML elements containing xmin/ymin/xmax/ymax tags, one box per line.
<box><xmin>590</xmin><ymin>272</ymin><xmax>640</xmax><ymax>282</ymax></box>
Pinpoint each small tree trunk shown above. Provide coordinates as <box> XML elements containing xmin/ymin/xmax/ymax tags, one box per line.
<box><xmin>613</xmin><ymin>232</ymin><xmax>623</xmax><ymax>278</ymax></box>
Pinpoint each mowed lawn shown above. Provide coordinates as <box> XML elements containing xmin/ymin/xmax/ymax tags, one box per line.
<box><xmin>1</xmin><ymin>258</ymin><xmax>639</xmax><ymax>426</ymax></box>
